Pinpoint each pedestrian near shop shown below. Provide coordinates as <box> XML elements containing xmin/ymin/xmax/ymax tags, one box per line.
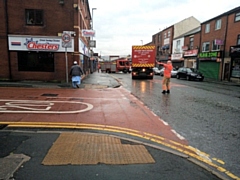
<box><xmin>156</xmin><ymin>60</ymin><xmax>173</xmax><ymax>94</ymax></box>
<box><xmin>70</xmin><ymin>61</ymin><xmax>84</xmax><ymax>88</ymax></box>
<box><xmin>98</xmin><ymin>63</ymin><xmax>101</xmax><ymax>73</ymax></box>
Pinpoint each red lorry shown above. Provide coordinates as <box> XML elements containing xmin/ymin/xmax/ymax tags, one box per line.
<box><xmin>131</xmin><ymin>45</ymin><xmax>156</xmax><ymax>79</ymax></box>
<box><xmin>100</xmin><ymin>58</ymin><xmax>131</xmax><ymax>73</ymax></box>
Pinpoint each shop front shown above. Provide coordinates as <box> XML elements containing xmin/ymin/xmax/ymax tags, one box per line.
<box><xmin>8</xmin><ymin>35</ymin><xmax>74</xmax><ymax>82</ymax></box>
<box><xmin>171</xmin><ymin>53</ymin><xmax>184</xmax><ymax>69</ymax></box>
<box><xmin>183</xmin><ymin>49</ymin><xmax>198</xmax><ymax>69</ymax></box>
<box><xmin>229</xmin><ymin>45</ymin><xmax>240</xmax><ymax>81</ymax></box>
<box><xmin>198</xmin><ymin>51</ymin><xmax>222</xmax><ymax>80</ymax></box>
<box><xmin>79</xmin><ymin>39</ymin><xmax>90</xmax><ymax>74</ymax></box>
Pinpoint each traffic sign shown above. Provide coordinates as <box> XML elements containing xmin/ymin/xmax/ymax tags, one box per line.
<box><xmin>62</xmin><ymin>33</ymin><xmax>71</xmax><ymax>43</ymax></box>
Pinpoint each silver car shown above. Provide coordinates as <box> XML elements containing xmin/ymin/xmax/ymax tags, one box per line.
<box><xmin>160</xmin><ymin>68</ymin><xmax>177</xmax><ymax>78</ymax></box>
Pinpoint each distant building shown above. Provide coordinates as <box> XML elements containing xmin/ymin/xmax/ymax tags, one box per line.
<box><xmin>151</xmin><ymin>7</ymin><xmax>240</xmax><ymax>82</ymax></box>
<box><xmin>153</xmin><ymin>16</ymin><xmax>201</xmax><ymax>68</ymax></box>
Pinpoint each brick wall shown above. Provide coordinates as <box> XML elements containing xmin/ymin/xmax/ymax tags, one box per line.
<box><xmin>225</xmin><ymin>13</ymin><xmax>240</xmax><ymax>56</ymax></box>
<box><xmin>200</xmin><ymin>16</ymin><xmax>228</xmax><ymax>52</ymax></box>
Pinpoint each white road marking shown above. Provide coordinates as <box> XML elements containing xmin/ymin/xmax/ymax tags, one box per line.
<box><xmin>0</xmin><ymin>100</ymin><xmax>93</xmax><ymax>114</ymax></box>
<box><xmin>171</xmin><ymin>129</ymin><xmax>185</xmax><ymax>140</ymax></box>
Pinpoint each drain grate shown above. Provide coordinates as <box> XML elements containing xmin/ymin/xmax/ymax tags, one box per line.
<box><xmin>42</xmin><ymin>133</ymin><xmax>155</xmax><ymax>165</ymax></box>
<box><xmin>41</xmin><ymin>93</ymin><xmax>58</xmax><ymax>97</ymax></box>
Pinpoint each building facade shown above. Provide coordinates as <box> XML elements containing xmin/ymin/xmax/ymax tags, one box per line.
<box><xmin>183</xmin><ymin>27</ymin><xmax>201</xmax><ymax>69</ymax></box>
<box><xmin>153</xmin><ymin>16</ymin><xmax>200</xmax><ymax>68</ymax></box>
<box><xmin>151</xmin><ymin>6</ymin><xmax>240</xmax><ymax>82</ymax></box>
<box><xmin>0</xmin><ymin>0</ymin><xmax>92</xmax><ymax>82</ymax></box>
<box><xmin>199</xmin><ymin>6</ymin><xmax>240</xmax><ymax>81</ymax></box>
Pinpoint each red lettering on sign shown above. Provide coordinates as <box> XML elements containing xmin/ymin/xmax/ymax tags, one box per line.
<box><xmin>27</xmin><ymin>42</ymin><xmax>59</xmax><ymax>50</ymax></box>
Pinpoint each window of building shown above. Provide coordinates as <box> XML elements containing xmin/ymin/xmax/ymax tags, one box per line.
<box><xmin>215</xmin><ymin>19</ymin><xmax>221</xmax><ymax>30</ymax></box>
<box><xmin>237</xmin><ymin>34</ymin><xmax>240</xmax><ymax>45</ymax></box>
<box><xmin>205</xmin><ymin>23</ymin><xmax>210</xmax><ymax>33</ymax></box>
<box><xmin>176</xmin><ymin>40</ymin><xmax>180</xmax><ymax>52</ymax></box>
<box><xmin>189</xmin><ymin>37</ymin><xmax>194</xmax><ymax>49</ymax></box>
<box><xmin>164</xmin><ymin>32</ymin><xmax>166</xmax><ymax>38</ymax></box>
<box><xmin>202</xmin><ymin>42</ymin><xmax>210</xmax><ymax>52</ymax></box>
<box><xmin>158</xmin><ymin>34</ymin><xmax>161</xmax><ymax>42</ymax></box>
<box><xmin>235</xmin><ymin>12</ymin><xmax>240</xmax><ymax>22</ymax></box>
<box><xmin>168</xmin><ymin>31</ymin><xmax>171</xmax><ymax>37</ymax></box>
<box><xmin>212</xmin><ymin>40</ymin><xmax>220</xmax><ymax>51</ymax></box>
<box><xmin>18</xmin><ymin>51</ymin><xmax>54</xmax><ymax>72</ymax></box>
<box><xmin>26</xmin><ymin>9</ymin><xmax>43</xmax><ymax>26</ymax></box>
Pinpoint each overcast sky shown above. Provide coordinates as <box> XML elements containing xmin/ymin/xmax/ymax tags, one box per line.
<box><xmin>89</xmin><ymin>0</ymin><xmax>239</xmax><ymax>56</ymax></box>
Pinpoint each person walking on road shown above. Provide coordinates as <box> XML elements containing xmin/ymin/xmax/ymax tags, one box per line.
<box><xmin>70</xmin><ymin>61</ymin><xmax>84</xmax><ymax>88</ymax></box>
<box><xmin>156</xmin><ymin>60</ymin><xmax>173</xmax><ymax>94</ymax></box>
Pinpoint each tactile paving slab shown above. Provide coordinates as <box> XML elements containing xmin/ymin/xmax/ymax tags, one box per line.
<box><xmin>42</xmin><ymin>133</ymin><xmax>155</xmax><ymax>165</ymax></box>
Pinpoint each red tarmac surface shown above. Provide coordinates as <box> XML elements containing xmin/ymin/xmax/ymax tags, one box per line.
<box><xmin>0</xmin><ymin>86</ymin><xmax>188</xmax><ymax>147</ymax></box>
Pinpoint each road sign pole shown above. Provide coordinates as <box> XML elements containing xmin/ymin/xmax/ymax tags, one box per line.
<box><xmin>62</xmin><ymin>32</ymin><xmax>72</xmax><ymax>84</ymax></box>
<box><xmin>65</xmin><ymin>47</ymin><xmax>68</xmax><ymax>83</ymax></box>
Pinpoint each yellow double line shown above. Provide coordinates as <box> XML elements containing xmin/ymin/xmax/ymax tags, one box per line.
<box><xmin>0</xmin><ymin>121</ymin><xmax>239</xmax><ymax>180</ymax></box>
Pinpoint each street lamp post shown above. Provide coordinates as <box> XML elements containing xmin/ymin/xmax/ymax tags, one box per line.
<box><xmin>141</xmin><ymin>40</ymin><xmax>143</xmax><ymax>45</ymax></box>
<box><xmin>90</xmin><ymin>8</ymin><xmax>97</xmax><ymax>73</ymax></box>
<box><xmin>92</xmin><ymin>8</ymin><xmax>97</xmax><ymax>30</ymax></box>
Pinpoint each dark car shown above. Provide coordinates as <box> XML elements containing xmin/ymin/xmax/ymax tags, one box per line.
<box><xmin>176</xmin><ymin>67</ymin><xmax>204</xmax><ymax>81</ymax></box>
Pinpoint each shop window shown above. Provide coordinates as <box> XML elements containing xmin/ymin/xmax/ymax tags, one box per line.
<box><xmin>202</xmin><ymin>42</ymin><xmax>210</xmax><ymax>52</ymax></box>
<box><xmin>215</xmin><ymin>19</ymin><xmax>221</xmax><ymax>30</ymax></box>
<box><xmin>18</xmin><ymin>51</ymin><xmax>54</xmax><ymax>72</ymax></box>
<box><xmin>235</xmin><ymin>12</ymin><xmax>240</xmax><ymax>22</ymax></box>
<box><xmin>205</xmin><ymin>23</ymin><xmax>210</xmax><ymax>33</ymax></box>
<box><xmin>212</xmin><ymin>40</ymin><xmax>220</xmax><ymax>51</ymax></box>
<box><xmin>26</xmin><ymin>9</ymin><xmax>43</xmax><ymax>26</ymax></box>
<box><xmin>237</xmin><ymin>34</ymin><xmax>240</xmax><ymax>45</ymax></box>
<box><xmin>231</xmin><ymin>58</ymin><xmax>240</xmax><ymax>78</ymax></box>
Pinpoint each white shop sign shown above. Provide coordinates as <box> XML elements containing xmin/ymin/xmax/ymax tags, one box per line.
<box><xmin>8</xmin><ymin>35</ymin><xmax>74</xmax><ymax>52</ymax></box>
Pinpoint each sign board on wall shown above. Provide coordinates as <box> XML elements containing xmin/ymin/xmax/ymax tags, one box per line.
<box><xmin>82</xmin><ymin>29</ymin><xmax>95</xmax><ymax>37</ymax></box>
<box><xmin>89</xmin><ymin>40</ymin><xmax>96</xmax><ymax>48</ymax></box>
<box><xmin>8</xmin><ymin>35</ymin><xmax>74</xmax><ymax>52</ymax></box>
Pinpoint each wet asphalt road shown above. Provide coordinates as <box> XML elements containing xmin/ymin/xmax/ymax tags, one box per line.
<box><xmin>113</xmin><ymin>73</ymin><xmax>240</xmax><ymax>178</ymax></box>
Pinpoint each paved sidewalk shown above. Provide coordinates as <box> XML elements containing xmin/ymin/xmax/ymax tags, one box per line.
<box><xmin>0</xmin><ymin>72</ymin><xmax>121</xmax><ymax>89</ymax></box>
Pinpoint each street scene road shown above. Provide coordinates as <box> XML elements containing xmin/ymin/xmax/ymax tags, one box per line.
<box><xmin>0</xmin><ymin>72</ymin><xmax>239</xmax><ymax>180</ymax></box>
<box><xmin>113</xmin><ymin>73</ymin><xmax>240</xmax><ymax>179</ymax></box>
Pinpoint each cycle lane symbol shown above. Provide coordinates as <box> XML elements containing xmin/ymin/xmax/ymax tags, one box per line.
<box><xmin>0</xmin><ymin>99</ymin><xmax>93</xmax><ymax>114</ymax></box>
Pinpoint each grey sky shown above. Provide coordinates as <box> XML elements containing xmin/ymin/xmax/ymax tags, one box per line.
<box><xmin>89</xmin><ymin>0</ymin><xmax>240</xmax><ymax>56</ymax></box>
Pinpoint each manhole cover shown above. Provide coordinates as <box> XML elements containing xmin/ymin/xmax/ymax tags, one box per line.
<box><xmin>41</xmin><ymin>93</ymin><xmax>58</xmax><ymax>97</ymax></box>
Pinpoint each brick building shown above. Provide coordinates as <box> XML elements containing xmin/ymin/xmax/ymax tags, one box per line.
<box><xmin>182</xmin><ymin>27</ymin><xmax>201</xmax><ymax>69</ymax></box>
<box><xmin>199</xmin><ymin>6</ymin><xmax>240</xmax><ymax>81</ymax></box>
<box><xmin>153</xmin><ymin>16</ymin><xmax>200</xmax><ymax>68</ymax></box>
<box><xmin>0</xmin><ymin>0</ymin><xmax>92</xmax><ymax>82</ymax></box>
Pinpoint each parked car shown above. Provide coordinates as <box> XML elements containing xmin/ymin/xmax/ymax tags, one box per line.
<box><xmin>176</xmin><ymin>67</ymin><xmax>204</xmax><ymax>81</ymax></box>
<box><xmin>171</xmin><ymin>68</ymin><xmax>178</xmax><ymax>78</ymax></box>
<box><xmin>159</xmin><ymin>68</ymin><xmax>178</xmax><ymax>78</ymax></box>
<box><xmin>153</xmin><ymin>67</ymin><xmax>161</xmax><ymax>75</ymax></box>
